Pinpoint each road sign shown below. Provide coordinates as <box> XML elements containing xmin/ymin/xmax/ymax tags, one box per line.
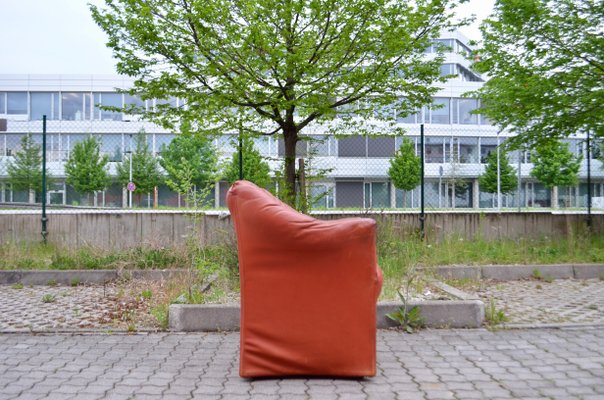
<box><xmin>127</xmin><ymin>182</ymin><xmax>136</xmax><ymax>192</ymax></box>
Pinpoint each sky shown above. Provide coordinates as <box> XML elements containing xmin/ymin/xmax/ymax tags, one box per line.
<box><xmin>0</xmin><ymin>0</ymin><xmax>495</xmax><ymax>75</ymax></box>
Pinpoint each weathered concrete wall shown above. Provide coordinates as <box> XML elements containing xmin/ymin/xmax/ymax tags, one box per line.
<box><xmin>0</xmin><ymin>210</ymin><xmax>602</xmax><ymax>250</ymax></box>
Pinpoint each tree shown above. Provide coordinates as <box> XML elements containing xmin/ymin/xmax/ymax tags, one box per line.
<box><xmin>7</xmin><ymin>133</ymin><xmax>51</xmax><ymax>203</ymax></box>
<box><xmin>388</xmin><ymin>138</ymin><xmax>421</xmax><ymax>207</ymax></box>
<box><xmin>479</xmin><ymin>149</ymin><xmax>518</xmax><ymax>194</ymax></box>
<box><xmin>530</xmin><ymin>140</ymin><xmax>581</xmax><ymax>207</ymax></box>
<box><xmin>117</xmin><ymin>130</ymin><xmax>163</xmax><ymax>199</ymax></box>
<box><xmin>159</xmin><ymin>132</ymin><xmax>218</xmax><ymax>196</ymax></box>
<box><xmin>472</xmin><ymin>0</ymin><xmax>604</xmax><ymax>148</ymax></box>
<box><xmin>64</xmin><ymin>135</ymin><xmax>111</xmax><ymax>206</ymax></box>
<box><xmin>223</xmin><ymin>136</ymin><xmax>271</xmax><ymax>189</ymax></box>
<box><xmin>91</xmin><ymin>0</ymin><xmax>464</xmax><ymax>205</ymax></box>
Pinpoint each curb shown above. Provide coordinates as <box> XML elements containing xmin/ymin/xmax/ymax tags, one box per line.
<box><xmin>168</xmin><ymin>300</ymin><xmax>485</xmax><ymax>332</ymax></box>
<box><xmin>0</xmin><ymin>269</ymin><xmax>192</xmax><ymax>285</ymax></box>
<box><xmin>2</xmin><ymin>264</ymin><xmax>601</xmax><ymax>285</ymax></box>
<box><xmin>433</xmin><ymin>264</ymin><xmax>604</xmax><ymax>281</ymax></box>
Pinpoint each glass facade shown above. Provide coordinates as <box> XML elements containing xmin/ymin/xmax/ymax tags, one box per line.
<box><xmin>431</xmin><ymin>98</ymin><xmax>450</xmax><ymax>124</ymax></box>
<box><xmin>7</xmin><ymin>92</ymin><xmax>27</xmax><ymax>114</ymax></box>
<box><xmin>30</xmin><ymin>92</ymin><xmax>59</xmax><ymax>120</ymax></box>
<box><xmin>61</xmin><ymin>92</ymin><xmax>86</xmax><ymax>120</ymax></box>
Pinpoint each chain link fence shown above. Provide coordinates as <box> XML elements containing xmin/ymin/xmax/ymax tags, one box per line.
<box><xmin>0</xmin><ymin>118</ymin><xmax>603</xmax><ymax>212</ymax></box>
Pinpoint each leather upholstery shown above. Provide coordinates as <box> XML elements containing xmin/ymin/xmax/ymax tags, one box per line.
<box><xmin>227</xmin><ymin>180</ymin><xmax>383</xmax><ymax>378</ymax></box>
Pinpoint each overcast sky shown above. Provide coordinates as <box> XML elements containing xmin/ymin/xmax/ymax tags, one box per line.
<box><xmin>0</xmin><ymin>0</ymin><xmax>495</xmax><ymax>75</ymax></box>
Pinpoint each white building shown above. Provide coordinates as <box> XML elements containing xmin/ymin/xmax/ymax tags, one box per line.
<box><xmin>0</xmin><ymin>31</ymin><xmax>602</xmax><ymax>209</ymax></box>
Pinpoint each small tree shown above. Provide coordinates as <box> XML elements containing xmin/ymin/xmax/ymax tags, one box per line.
<box><xmin>117</xmin><ymin>130</ymin><xmax>163</xmax><ymax>203</ymax></box>
<box><xmin>7</xmin><ymin>133</ymin><xmax>51</xmax><ymax>203</ymax></box>
<box><xmin>64</xmin><ymin>135</ymin><xmax>111</xmax><ymax>206</ymax></box>
<box><xmin>479</xmin><ymin>149</ymin><xmax>518</xmax><ymax>195</ymax></box>
<box><xmin>159</xmin><ymin>133</ymin><xmax>218</xmax><ymax>200</ymax></box>
<box><xmin>388</xmin><ymin>138</ymin><xmax>421</xmax><ymax>207</ymax></box>
<box><xmin>224</xmin><ymin>136</ymin><xmax>271</xmax><ymax>189</ymax></box>
<box><xmin>530</xmin><ymin>140</ymin><xmax>581</xmax><ymax>207</ymax></box>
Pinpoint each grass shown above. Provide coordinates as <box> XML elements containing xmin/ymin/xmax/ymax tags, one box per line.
<box><xmin>375</xmin><ymin>224</ymin><xmax>604</xmax><ymax>300</ymax></box>
<box><xmin>41</xmin><ymin>294</ymin><xmax>56</xmax><ymax>303</ymax></box>
<box><xmin>485</xmin><ymin>298</ymin><xmax>508</xmax><ymax>327</ymax></box>
<box><xmin>2</xmin><ymin>233</ymin><xmax>602</xmax><ymax>273</ymax></box>
<box><xmin>0</xmin><ymin>242</ymin><xmax>187</xmax><ymax>271</ymax></box>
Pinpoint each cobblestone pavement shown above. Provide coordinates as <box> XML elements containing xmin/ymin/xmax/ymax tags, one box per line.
<box><xmin>0</xmin><ymin>282</ymin><xmax>164</xmax><ymax>333</ymax></box>
<box><xmin>0</xmin><ymin>328</ymin><xmax>603</xmax><ymax>400</ymax></box>
<box><xmin>475</xmin><ymin>278</ymin><xmax>604</xmax><ymax>326</ymax></box>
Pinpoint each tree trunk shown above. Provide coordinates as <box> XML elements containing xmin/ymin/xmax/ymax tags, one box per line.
<box><xmin>551</xmin><ymin>186</ymin><xmax>558</xmax><ymax>209</ymax></box>
<box><xmin>282</xmin><ymin>125</ymin><xmax>298</xmax><ymax>206</ymax></box>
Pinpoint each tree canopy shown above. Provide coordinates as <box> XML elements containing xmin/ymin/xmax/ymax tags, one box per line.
<box><xmin>479</xmin><ymin>149</ymin><xmax>518</xmax><ymax>194</ymax></box>
<box><xmin>472</xmin><ymin>0</ymin><xmax>604</xmax><ymax>148</ymax></box>
<box><xmin>223</xmin><ymin>136</ymin><xmax>271</xmax><ymax>189</ymax></box>
<box><xmin>117</xmin><ymin>130</ymin><xmax>163</xmax><ymax>195</ymax></box>
<box><xmin>64</xmin><ymin>135</ymin><xmax>111</xmax><ymax>198</ymax></box>
<box><xmin>91</xmin><ymin>0</ymin><xmax>464</xmax><ymax>201</ymax></box>
<box><xmin>531</xmin><ymin>140</ymin><xmax>583</xmax><ymax>189</ymax></box>
<box><xmin>530</xmin><ymin>140</ymin><xmax>581</xmax><ymax>188</ymax></box>
<box><xmin>7</xmin><ymin>133</ymin><xmax>51</xmax><ymax>195</ymax></box>
<box><xmin>389</xmin><ymin>138</ymin><xmax>421</xmax><ymax>192</ymax></box>
<box><xmin>159</xmin><ymin>132</ymin><xmax>218</xmax><ymax>195</ymax></box>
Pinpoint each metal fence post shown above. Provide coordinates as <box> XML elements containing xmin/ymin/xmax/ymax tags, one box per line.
<box><xmin>420</xmin><ymin>124</ymin><xmax>425</xmax><ymax>240</ymax></box>
<box><xmin>41</xmin><ymin>115</ymin><xmax>48</xmax><ymax>243</ymax></box>
<box><xmin>587</xmin><ymin>130</ymin><xmax>592</xmax><ymax>229</ymax></box>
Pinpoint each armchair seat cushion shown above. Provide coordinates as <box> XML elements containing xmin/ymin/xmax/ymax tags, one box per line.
<box><xmin>227</xmin><ymin>180</ymin><xmax>383</xmax><ymax>378</ymax></box>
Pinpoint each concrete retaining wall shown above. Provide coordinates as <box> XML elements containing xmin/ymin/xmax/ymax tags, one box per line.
<box><xmin>1</xmin><ymin>210</ymin><xmax>602</xmax><ymax>250</ymax></box>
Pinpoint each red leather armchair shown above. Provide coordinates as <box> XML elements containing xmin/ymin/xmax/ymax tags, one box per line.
<box><xmin>227</xmin><ymin>180</ymin><xmax>383</xmax><ymax>378</ymax></box>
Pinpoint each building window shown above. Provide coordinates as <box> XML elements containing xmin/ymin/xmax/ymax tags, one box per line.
<box><xmin>425</xmin><ymin>136</ymin><xmax>444</xmax><ymax>163</ymax></box>
<box><xmin>458</xmin><ymin>137</ymin><xmax>479</xmax><ymax>163</ymax></box>
<box><xmin>367</xmin><ymin>136</ymin><xmax>395</xmax><ymax>157</ymax></box>
<box><xmin>395</xmin><ymin>136</ymin><xmax>418</xmax><ymax>154</ymax></box>
<box><xmin>30</xmin><ymin>92</ymin><xmax>60</xmax><ymax>121</ymax></box>
<box><xmin>335</xmin><ymin>181</ymin><xmax>364</xmax><ymax>208</ymax></box>
<box><xmin>308</xmin><ymin>135</ymin><xmax>334</xmax><ymax>157</ymax></box>
<box><xmin>338</xmin><ymin>136</ymin><xmax>366</xmax><ymax>157</ymax></box>
<box><xmin>427</xmin><ymin>39</ymin><xmax>454</xmax><ymax>53</ymax></box>
<box><xmin>7</xmin><ymin>92</ymin><xmax>27</xmax><ymax>115</ymax></box>
<box><xmin>480</xmin><ymin>138</ymin><xmax>498</xmax><ymax>163</ymax></box>
<box><xmin>455</xmin><ymin>98</ymin><xmax>478</xmax><ymax>124</ymax></box>
<box><xmin>94</xmin><ymin>93</ymin><xmax>123</xmax><ymax>121</ymax></box>
<box><xmin>154</xmin><ymin>97</ymin><xmax>179</xmax><ymax>111</ymax></box>
<box><xmin>431</xmin><ymin>98</ymin><xmax>450</xmax><ymax>124</ymax></box>
<box><xmin>124</xmin><ymin>94</ymin><xmax>146</xmax><ymax>113</ymax></box>
<box><xmin>310</xmin><ymin>184</ymin><xmax>334</xmax><ymax>209</ymax></box>
<box><xmin>5</xmin><ymin>134</ymin><xmax>22</xmax><ymax>157</ymax></box>
<box><xmin>439</xmin><ymin>64</ymin><xmax>455</xmax><ymax>77</ymax></box>
<box><xmin>0</xmin><ymin>92</ymin><xmax>6</xmax><ymax>114</ymax></box>
<box><xmin>364</xmin><ymin>182</ymin><xmax>390</xmax><ymax>208</ymax></box>
<box><xmin>61</xmin><ymin>92</ymin><xmax>89</xmax><ymax>121</ymax></box>
<box><xmin>455</xmin><ymin>40</ymin><xmax>472</xmax><ymax>55</ymax></box>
